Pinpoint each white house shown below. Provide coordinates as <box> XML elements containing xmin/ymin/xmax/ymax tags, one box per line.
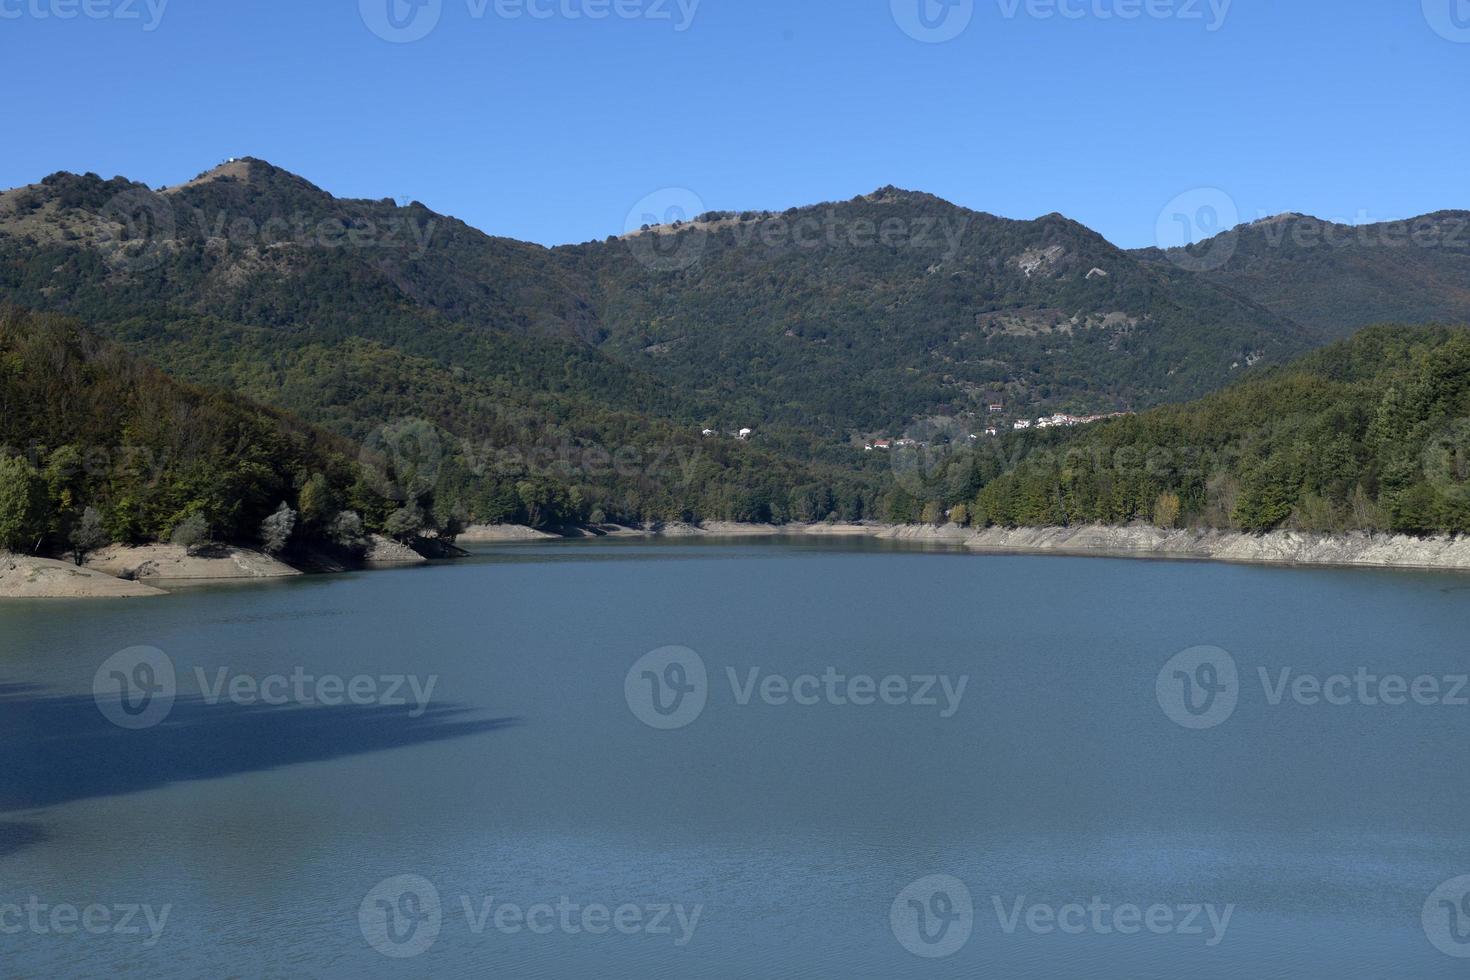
<box><xmin>737</xmin><ymin>428</ymin><xmax>753</xmax><ymax>440</ymax></box>
<box><xmin>1013</xmin><ymin>420</ymin><xmax>1032</xmax><ymax>430</ymax></box>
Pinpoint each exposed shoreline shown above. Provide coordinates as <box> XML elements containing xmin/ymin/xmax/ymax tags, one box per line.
<box><xmin>467</xmin><ymin>521</ymin><xmax>1470</xmax><ymax>573</ymax></box>
<box><xmin>8</xmin><ymin>521</ymin><xmax>1468</xmax><ymax>599</ymax></box>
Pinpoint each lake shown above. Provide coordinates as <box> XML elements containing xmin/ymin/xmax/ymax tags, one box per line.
<box><xmin>2</xmin><ymin>537</ymin><xmax>1468</xmax><ymax>977</ymax></box>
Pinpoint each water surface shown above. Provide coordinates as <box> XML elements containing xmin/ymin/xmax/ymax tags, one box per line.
<box><xmin>1</xmin><ymin>538</ymin><xmax>1466</xmax><ymax>977</ymax></box>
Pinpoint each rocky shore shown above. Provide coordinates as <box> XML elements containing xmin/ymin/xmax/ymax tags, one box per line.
<box><xmin>470</xmin><ymin>521</ymin><xmax>1470</xmax><ymax>572</ymax></box>
<box><xmin>10</xmin><ymin>521</ymin><xmax>1468</xmax><ymax>599</ymax></box>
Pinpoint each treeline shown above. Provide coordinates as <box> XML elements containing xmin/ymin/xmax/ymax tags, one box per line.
<box><xmin>0</xmin><ymin>308</ymin><xmax>400</xmax><ymax>558</ymax></box>
<box><xmin>0</xmin><ymin>309</ymin><xmax>890</xmax><ymax>561</ymax></box>
<box><xmin>894</xmin><ymin>326</ymin><xmax>1470</xmax><ymax>536</ymax></box>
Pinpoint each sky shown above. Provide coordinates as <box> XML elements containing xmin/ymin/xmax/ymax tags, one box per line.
<box><xmin>2</xmin><ymin>0</ymin><xmax>1467</xmax><ymax>250</ymax></box>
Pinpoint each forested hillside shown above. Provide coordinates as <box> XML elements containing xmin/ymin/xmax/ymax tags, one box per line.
<box><xmin>0</xmin><ymin>308</ymin><xmax>368</xmax><ymax>555</ymax></box>
<box><xmin>1135</xmin><ymin>211</ymin><xmax>1470</xmax><ymax>338</ymax></box>
<box><xmin>916</xmin><ymin>326</ymin><xmax>1470</xmax><ymax>535</ymax></box>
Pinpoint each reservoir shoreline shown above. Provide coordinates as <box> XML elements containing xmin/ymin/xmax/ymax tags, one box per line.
<box><xmin>463</xmin><ymin>521</ymin><xmax>1470</xmax><ymax>573</ymax></box>
<box><xmin>8</xmin><ymin>522</ymin><xmax>1470</xmax><ymax>599</ymax></box>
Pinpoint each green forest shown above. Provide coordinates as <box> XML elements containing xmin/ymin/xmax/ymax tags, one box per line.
<box><xmin>902</xmin><ymin>325</ymin><xmax>1470</xmax><ymax>535</ymax></box>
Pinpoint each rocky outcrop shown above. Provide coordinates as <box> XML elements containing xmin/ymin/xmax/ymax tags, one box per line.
<box><xmin>456</xmin><ymin>525</ymin><xmax>562</xmax><ymax>542</ymax></box>
<box><xmin>363</xmin><ymin>535</ymin><xmax>429</xmax><ymax>564</ymax></box>
<box><xmin>0</xmin><ymin>554</ymin><xmax>166</xmax><ymax>598</ymax></box>
<box><xmin>85</xmin><ymin>544</ymin><xmax>302</xmax><ymax>581</ymax></box>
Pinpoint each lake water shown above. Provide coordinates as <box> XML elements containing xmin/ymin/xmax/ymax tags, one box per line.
<box><xmin>1</xmin><ymin>537</ymin><xmax>1468</xmax><ymax>977</ymax></box>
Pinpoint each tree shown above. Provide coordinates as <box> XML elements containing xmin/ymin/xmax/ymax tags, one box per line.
<box><xmin>69</xmin><ymin>506</ymin><xmax>109</xmax><ymax>566</ymax></box>
<box><xmin>0</xmin><ymin>456</ymin><xmax>48</xmax><ymax>554</ymax></box>
<box><xmin>170</xmin><ymin>513</ymin><xmax>211</xmax><ymax>555</ymax></box>
<box><xmin>1152</xmin><ymin>491</ymin><xmax>1182</xmax><ymax>529</ymax></box>
<box><xmin>259</xmin><ymin>502</ymin><xmax>296</xmax><ymax>555</ymax></box>
<box><xmin>919</xmin><ymin>500</ymin><xmax>946</xmax><ymax>525</ymax></box>
<box><xmin>383</xmin><ymin>504</ymin><xmax>426</xmax><ymax>542</ymax></box>
<box><xmin>329</xmin><ymin>510</ymin><xmax>368</xmax><ymax>552</ymax></box>
<box><xmin>297</xmin><ymin>472</ymin><xmax>333</xmax><ymax>529</ymax></box>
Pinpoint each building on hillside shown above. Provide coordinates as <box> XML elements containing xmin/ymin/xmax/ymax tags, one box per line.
<box><xmin>737</xmin><ymin>428</ymin><xmax>753</xmax><ymax>440</ymax></box>
<box><xmin>1013</xmin><ymin>420</ymin><xmax>1032</xmax><ymax>430</ymax></box>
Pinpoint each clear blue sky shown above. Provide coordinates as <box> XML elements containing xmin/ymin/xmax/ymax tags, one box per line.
<box><xmin>3</xmin><ymin>0</ymin><xmax>1466</xmax><ymax>248</ymax></box>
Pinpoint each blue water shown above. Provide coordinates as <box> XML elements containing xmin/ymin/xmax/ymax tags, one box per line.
<box><xmin>1</xmin><ymin>538</ymin><xmax>1467</xmax><ymax>977</ymax></box>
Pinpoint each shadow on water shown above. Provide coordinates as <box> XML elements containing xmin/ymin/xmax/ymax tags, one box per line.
<box><xmin>0</xmin><ymin>682</ymin><xmax>517</xmax><ymax>818</ymax></box>
<box><xmin>0</xmin><ymin>821</ymin><xmax>49</xmax><ymax>858</ymax></box>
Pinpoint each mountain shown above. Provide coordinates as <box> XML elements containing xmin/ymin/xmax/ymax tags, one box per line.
<box><xmin>0</xmin><ymin>162</ymin><xmax>1318</xmax><ymax>440</ymax></box>
<box><xmin>564</xmin><ymin>186</ymin><xmax>1318</xmax><ymax>432</ymax></box>
<box><xmin>1134</xmin><ymin>211</ymin><xmax>1470</xmax><ymax>338</ymax></box>
<box><xmin>944</xmin><ymin>325</ymin><xmax>1470</xmax><ymax>536</ymax></box>
<box><xmin>2</xmin><ymin>159</ymin><xmax>1467</xmax><ymax>529</ymax></box>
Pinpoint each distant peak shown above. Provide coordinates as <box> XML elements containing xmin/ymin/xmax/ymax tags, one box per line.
<box><xmin>164</xmin><ymin>157</ymin><xmax>327</xmax><ymax>197</ymax></box>
<box><xmin>1249</xmin><ymin>212</ymin><xmax>1312</xmax><ymax>226</ymax></box>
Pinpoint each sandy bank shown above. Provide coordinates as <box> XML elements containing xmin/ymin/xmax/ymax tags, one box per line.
<box><xmin>0</xmin><ymin>553</ymin><xmax>166</xmax><ymax>598</ymax></box>
<box><xmin>85</xmin><ymin>544</ymin><xmax>302</xmax><ymax>581</ymax></box>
